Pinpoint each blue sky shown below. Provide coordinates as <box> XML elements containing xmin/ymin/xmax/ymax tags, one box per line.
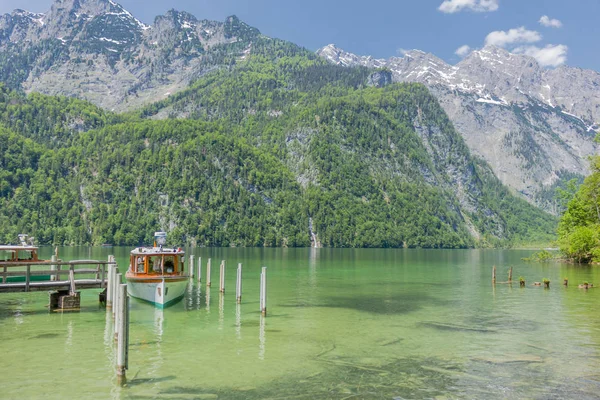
<box><xmin>1</xmin><ymin>0</ymin><xmax>598</xmax><ymax>71</ymax></box>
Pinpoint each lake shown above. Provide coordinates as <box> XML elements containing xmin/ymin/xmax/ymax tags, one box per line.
<box><xmin>1</xmin><ymin>247</ymin><xmax>600</xmax><ymax>399</ymax></box>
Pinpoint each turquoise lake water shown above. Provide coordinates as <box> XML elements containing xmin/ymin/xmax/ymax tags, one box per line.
<box><xmin>1</xmin><ymin>247</ymin><xmax>600</xmax><ymax>399</ymax></box>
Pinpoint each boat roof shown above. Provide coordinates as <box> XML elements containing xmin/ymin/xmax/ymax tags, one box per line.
<box><xmin>0</xmin><ymin>245</ymin><xmax>38</xmax><ymax>251</ymax></box>
<box><xmin>131</xmin><ymin>247</ymin><xmax>184</xmax><ymax>256</ymax></box>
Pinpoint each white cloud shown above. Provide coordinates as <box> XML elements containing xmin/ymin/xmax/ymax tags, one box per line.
<box><xmin>539</xmin><ymin>15</ymin><xmax>563</xmax><ymax>28</ymax></box>
<box><xmin>438</xmin><ymin>0</ymin><xmax>499</xmax><ymax>13</ymax></box>
<box><xmin>397</xmin><ymin>48</ymin><xmax>409</xmax><ymax>56</ymax></box>
<box><xmin>455</xmin><ymin>45</ymin><xmax>472</xmax><ymax>57</ymax></box>
<box><xmin>484</xmin><ymin>27</ymin><xmax>542</xmax><ymax>47</ymax></box>
<box><xmin>512</xmin><ymin>44</ymin><xmax>568</xmax><ymax>67</ymax></box>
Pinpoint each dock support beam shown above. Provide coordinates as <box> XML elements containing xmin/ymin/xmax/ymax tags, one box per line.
<box><xmin>189</xmin><ymin>255</ymin><xmax>194</xmax><ymax>278</ymax></box>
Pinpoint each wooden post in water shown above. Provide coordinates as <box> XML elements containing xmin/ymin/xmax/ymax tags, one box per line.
<box><xmin>106</xmin><ymin>264</ymin><xmax>113</xmax><ymax>309</ymax></box>
<box><xmin>189</xmin><ymin>255</ymin><xmax>194</xmax><ymax>278</ymax></box>
<box><xmin>116</xmin><ymin>283</ymin><xmax>129</xmax><ymax>386</ymax></box>
<box><xmin>206</xmin><ymin>258</ymin><xmax>212</xmax><ymax>287</ymax></box>
<box><xmin>260</xmin><ymin>267</ymin><xmax>267</xmax><ymax>316</ymax></box>
<box><xmin>236</xmin><ymin>263</ymin><xmax>242</xmax><ymax>303</ymax></box>
<box><xmin>25</xmin><ymin>265</ymin><xmax>30</xmax><ymax>292</ymax></box>
<box><xmin>197</xmin><ymin>257</ymin><xmax>202</xmax><ymax>283</ymax></box>
<box><xmin>492</xmin><ymin>265</ymin><xmax>496</xmax><ymax>285</ymax></box>
<box><xmin>219</xmin><ymin>260</ymin><xmax>225</xmax><ymax>293</ymax></box>
<box><xmin>106</xmin><ymin>256</ymin><xmax>115</xmax><ymax>309</ymax></box>
<box><xmin>112</xmin><ymin>267</ymin><xmax>120</xmax><ymax>318</ymax></box>
<box><xmin>50</xmin><ymin>255</ymin><xmax>57</xmax><ymax>281</ymax></box>
<box><xmin>508</xmin><ymin>267</ymin><xmax>513</xmax><ymax>283</ymax></box>
<box><xmin>114</xmin><ymin>273</ymin><xmax>122</xmax><ymax>339</ymax></box>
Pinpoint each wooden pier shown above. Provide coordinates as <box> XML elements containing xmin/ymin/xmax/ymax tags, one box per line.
<box><xmin>0</xmin><ymin>259</ymin><xmax>112</xmax><ymax>293</ymax></box>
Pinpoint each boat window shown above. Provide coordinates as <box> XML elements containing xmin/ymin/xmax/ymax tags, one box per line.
<box><xmin>164</xmin><ymin>256</ymin><xmax>175</xmax><ymax>273</ymax></box>
<box><xmin>136</xmin><ymin>257</ymin><xmax>144</xmax><ymax>273</ymax></box>
<box><xmin>18</xmin><ymin>250</ymin><xmax>34</xmax><ymax>261</ymax></box>
<box><xmin>150</xmin><ymin>256</ymin><xmax>163</xmax><ymax>274</ymax></box>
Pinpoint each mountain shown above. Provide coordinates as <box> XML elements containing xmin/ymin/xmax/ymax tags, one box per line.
<box><xmin>0</xmin><ymin>0</ymin><xmax>557</xmax><ymax>247</ymax></box>
<box><xmin>0</xmin><ymin>0</ymin><xmax>259</xmax><ymax>111</ymax></box>
<box><xmin>317</xmin><ymin>44</ymin><xmax>600</xmax><ymax>212</ymax></box>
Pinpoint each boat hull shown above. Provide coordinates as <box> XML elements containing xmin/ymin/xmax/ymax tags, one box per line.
<box><xmin>126</xmin><ymin>276</ymin><xmax>188</xmax><ymax>308</ymax></box>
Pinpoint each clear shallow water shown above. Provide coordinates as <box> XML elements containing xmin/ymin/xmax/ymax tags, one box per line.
<box><xmin>1</xmin><ymin>248</ymin><xmax>600</xmax><ymax>399</ymax></box>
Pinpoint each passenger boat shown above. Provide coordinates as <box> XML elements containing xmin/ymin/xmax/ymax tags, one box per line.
<box><xmin>0</xmin><ymin>234</ymin><xmax>49</xmax><ymax>282</ymax></box>
<box><xmin>126</xmin><ymin>232</ymin><xmax>189</xmax><ymax>307</ymax></box>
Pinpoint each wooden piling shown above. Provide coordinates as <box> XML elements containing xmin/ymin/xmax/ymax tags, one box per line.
<box><xmin>106</xmin><ymin>264</ymin><xmax>113</xmax><ymax>309</ymax></box>
<box><xmin>260</xmin><ymin>267</ymin><xmax>267</xmax><ymax>316</ymax></box>
<box><xmin>206</xmin><ymin>258</ymin><xmax>212</xmax><ymax>287</ymax></box>
<box><xmin>50</xmin><ymin>255</ymin><xmax>57</xmax><ymax>281</ymax></box>
<box><xmin>189</xmin><ymin>255</ymin><xmax>194</xmax><ymax>278</ymax></box>
<box><xmin>508</xmin><ymin>267</ymin><xmax>513</xmax><ymax>283</ymax></box>
<box><xmin>114</xmin><ymin>273</ymin><xmax>122</xmax><ymax>339</ymax></box>
<box><xmin>492</xmin><ymin>265</ymin><xmax>496</xmax><ymax>285</ymax></box>
<box><xmin>219</xmin><ymin>260</ymin><xmax>225</xmax><ymax>293</ymax></box>
<box><xmin>236</xmin><ymin>263</ymin><xmax>242</xmax><ymax>304</ymax></box>
<box><xmin>112</xmin><ymin>268</ymin><xmax>120</xmax><ymax>318</ymax></box>
<box><xmin>563</xmin><ymin>278</ymin><xmax>568</xmax><ymax>286</ymax></box>
<box><xmin>116</xmin><ymin>283</ymin><xmax>129</xmax><ymax>386</ymax></box>
<box><xmin>197</xmin><ymin>257</ymin><xmax>202</xmax><ymax>283</ymax></box>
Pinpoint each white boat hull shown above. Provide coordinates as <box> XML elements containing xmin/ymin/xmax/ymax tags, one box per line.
<box><xmin>126</xmin><ymin>277</ymin><xmax>188</xmax><ymax>308</ymax></box>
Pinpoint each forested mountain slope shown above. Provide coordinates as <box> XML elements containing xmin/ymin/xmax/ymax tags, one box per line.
<box><xmin>0</xmin><ymin>39</ymin><xmax>556</xmax><ymax>247</ymax></box>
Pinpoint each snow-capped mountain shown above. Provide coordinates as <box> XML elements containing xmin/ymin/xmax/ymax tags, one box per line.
<box><xmin>318</xmin><ymin>44</ymin><xmax>599</xmax><ymax>210</ymax></box>
<box><xmin>0</xmin><ymin>0</ymin><xmax>259</xmax><ymax>111</ymax></box>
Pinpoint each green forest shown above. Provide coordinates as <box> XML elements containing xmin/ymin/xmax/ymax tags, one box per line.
<box><xmin>557</xmin><ymin>134</ymin><xmax>600</xmax><ymax>263</ymax></box>
<box><xmin>0</xmin><ymin>38</ymin><xmax>558</xmax><ymax>248</ymax></box>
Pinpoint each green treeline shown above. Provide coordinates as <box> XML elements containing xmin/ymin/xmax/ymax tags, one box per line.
<box><xmin>558</xmin><ymin>135</ymin><xmax>600</xmax><ymax>262</ymax></box>
<box><xmin>0</xmin><ymin>38</ymin><xmax>557</xmax><ymax>247</ymax></box>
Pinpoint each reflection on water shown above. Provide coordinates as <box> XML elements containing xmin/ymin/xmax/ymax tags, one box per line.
<box><xmin>1</xmin><ymin>248</ymin><xmax>600</xmax><ymax>399</ymax></box>
<box><xmin>259</xmin><ymin>314</ymin><xmax>266</xmax><ymax>361</ymax></box>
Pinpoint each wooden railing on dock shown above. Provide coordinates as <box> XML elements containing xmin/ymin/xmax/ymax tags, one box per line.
<box><xmin>0</xmin><ymin>260</ymin><xmax>113</xmax><ymax>293</ymax></box>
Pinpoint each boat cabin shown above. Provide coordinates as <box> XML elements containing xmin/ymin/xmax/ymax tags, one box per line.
<box><xmin>129</xmin><ymin>248</ymin><xmax>185</xmax><ymax>276</ymax></box>
<box><xmin>0</xmin><ymin>245</ymin><xmax>40</xmax><ymax>262</ymax></box>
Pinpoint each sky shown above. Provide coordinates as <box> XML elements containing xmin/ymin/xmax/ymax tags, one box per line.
<box><xmin>1</xmin><ymin>0</ymin><xmax>598</xmax><ymax>71</ymax></box>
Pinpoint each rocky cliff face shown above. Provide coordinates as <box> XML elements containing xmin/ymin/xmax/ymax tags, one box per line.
<box><xmin>317</xmin><ymin>44</ymin><xmax>600</xmax><ymax>211</ymax></box>
<box><xmin>0</xmin><ymin>0</ymin><xmax>259</xmax><ymax>111</ymax></box>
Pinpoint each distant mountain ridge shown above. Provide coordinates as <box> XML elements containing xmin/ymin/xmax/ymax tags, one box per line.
<box><xmin>0</xmin><ymin>0</ymin><xmax>259</xmax><ymax>111</ymax></box>
<box><xmin>317</xmin><ymin>44</ymin><xmax>600</xmax><ymax>211</ymax></box>
<box><xmin>0</xmin><ymin>0</ymin><xmax>597</xmax><ymax>214</ymax></box>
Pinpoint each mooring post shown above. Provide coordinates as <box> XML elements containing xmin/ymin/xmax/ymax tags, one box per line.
<box><xmin>112</xmin><ymin>268</ymin><xmax>120</xmax><ymax>318</ymax></box>
<box><xmin>50</xmin><ymin>255</ymin><xmax>57</xmax><ymax>281</ymax></box>
<box><xmin>106</xmin><ymin>264</ymin><xmax>113</xmax><ymax>309</ymax></box>
<box><xmin>25</xmin><ymin>265</ymin><xmax>30</xmax><ymax>292</ymax></box>
<box><xmin>508</xmin><ymin>267</ymin><xmax>513</xmax><ymax>283</ymax></box>
<box><xmin>206</xmin><ymin>258</ymin><xmax>212</xmax><ymax>287</ymax></box>
<box><xmin>197</xmin><ymin>257</ymin><xmax>202</xmax><ymax>283</ymax></box>
<box><xmin>220</xmin><ymin>260</ymin><xmax>225</xmax><ymax>293</ymax></box>
<box><xmin>107</xmin><ymin>256</ymin><xmax>115</xmax><ymax>308</ymax></box>
<box><xmin>116</xmin><ymin>283</ymin><xmax>129</xmax><ymax>386</ymax></box>
<box><xmin>260</xmin><ymin>267</ymin><xmax>267</xmax><ymax>316</ymax></box>
<box><xmin>492</xmin><ymin>265</ymin><xmax>496</xmax><ymax>285</ymax></box>
<box><xmin>236</xmin><ymin>263</ymin><xmax>242</xmax><ymax>304</ymax></box>
<box><xmin>114</xmin><ymin>273</ymin><xmax>122</xmax><ymax>338</ymax></box>
<box><xmin>189</xmin><ymin>255</ymin><xmax>194</xmax><ymax>278</ymax></box>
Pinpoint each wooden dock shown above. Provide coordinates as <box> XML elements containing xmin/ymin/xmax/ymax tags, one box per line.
<box><xmin>0</xmin><ymin>260</ymin><xmax>112</xmax><ymax>293</ymax></box>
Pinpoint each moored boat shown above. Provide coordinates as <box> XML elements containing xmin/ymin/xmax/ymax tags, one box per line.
<box><xmin>126</xmin><ymin>232</ymin><xmax>189</xmax><ymax>308</ymax></box>
<box><xmin>0</xmin><ymin>235</ymin><xmax>50</xmax><ymax>282</ymax></box>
